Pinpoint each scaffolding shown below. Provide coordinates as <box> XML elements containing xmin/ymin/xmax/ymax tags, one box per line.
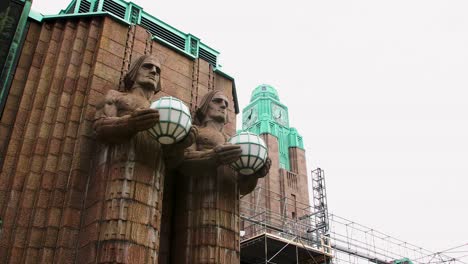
<box><xmin>311</xmin><ymin>168</ymin><xmax>329</xmax><ymax>239</ymax></box>
<box><xmin>328</xmin><ymin>213</ymin><xmax>466</xmax><ymax>264</ymax></box>
<box><xmin>239</xmin><ymin>168</ymin><xmax>467</xmax><ymax>264</ymax></box>
<box><xmin>240</xmin><ymin>186</ymin><xmax>332</xmax><ymax>263</ymax></box>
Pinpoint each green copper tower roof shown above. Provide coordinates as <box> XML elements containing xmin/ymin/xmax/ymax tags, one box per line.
<box><xmin>251</xmin><ymin>84</ymin><xmax>280</xmax><ymax>102</ymax></box>
<box><xmin>242</xmin><ymin>84</ymin><xmax>304</xmax><ymax>171</ymax></box>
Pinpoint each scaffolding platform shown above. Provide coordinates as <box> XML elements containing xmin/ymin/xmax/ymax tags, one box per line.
<box><xmin>241</xmin><ymin>232</ymin><xmax>332</xmax><ymax>264</ymax></box>
<box><xmin>240</xmin><ymin>169</ymin><xmax>466</xmax><ymax>264</ymax></box>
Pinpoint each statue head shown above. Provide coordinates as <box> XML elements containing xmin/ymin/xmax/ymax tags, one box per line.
<box><xmin>121</xmin><ymin>55</ymin><xmax>162</xmax><ymax>93</ymax></box>
<box><xmin>195</xmin><ymin>90</ymin><xmax>230</xmax><ymax>126</ymax></box>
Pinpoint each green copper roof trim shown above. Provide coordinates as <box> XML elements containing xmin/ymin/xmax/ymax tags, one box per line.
<box><xmin>32</xmin><ymin>11</ymin><xmax>194</xmax><ymax>62</ymax></box>
<box><xmin>40</xmin><ymin>11</ymin><xmax>128</xmax><ymax>25</ymax></box>
<box><xmin>139</xmin><ymin>9</ymin><xmax>187</xmax><ymax>42</ymax></box>
<box><xmin>62</xmin><ymin>0</ymin><xmax>77</xmax><ymax>14</ymax></box>
<box><xmin>28</xmin><ymin>9</ymin><xmax>43</xmax><ymax>22</ymax></box>
<box><xmin>0</xmin><ymin>0</ymin><xmax>32</xmax><ymax>118</ymax></box>
<box><xmin>30</xmin><ymin>2</ymin><xmax>235</xmax><ymax>113</ymax></box>
<box><xmin>199</xmin><ymin>42</ymin><xmax>219</xmax><ymax>56</ymax></box>
<box><xmin>288</xmin><ymin>127</ymin><xmax>304</xmax><ymax>149</ymax></box>
<box><xmin>35</xmin><ymin>12</ymin><xmax>193</xmax><ymax>61</ymax></box>
<box><xmin>244</xmin><ymin>121</ymin><xmax>297</xmax><ymax>170</ymax></box>
<box><xmin>49</xmin><ymin>0</ymin><xmax>219</xmax><ymax>67</ymax></box>
<box><xmin>187</xmin><ymin>34</ymin><xmax>200</xmax><ymax>57</ymax></box>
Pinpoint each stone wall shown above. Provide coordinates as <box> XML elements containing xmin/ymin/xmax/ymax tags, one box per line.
<box><xmin>0</xmin><ymin>15</ymin><xmax>236</xmax><ymax>263</ymax></box>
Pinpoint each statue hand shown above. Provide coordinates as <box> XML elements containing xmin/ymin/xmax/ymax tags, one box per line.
<box><xmin>129</xmin><ymin>108</ymin><xmax>159</xmax><ymax>132</ymax></box>
<box><xmin>213</xmin><ymin>143</ymin><xmax>242</xmax><ymax>165</ymax></box>
<box><xmin>252</xmin><ymin>157</ymin><xmax>271</xmax><ymax>178</ymax></box>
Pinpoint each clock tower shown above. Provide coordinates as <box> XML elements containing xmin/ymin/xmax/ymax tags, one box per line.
<box><xmin>242</xmin><ymin>84</ymin><xmax>303</xmax><ymax>170</ymax></box>
<box><xmin>240</xmin><ymin>84</ymin><xmax>310</xmax><ymax>229</ymax></box>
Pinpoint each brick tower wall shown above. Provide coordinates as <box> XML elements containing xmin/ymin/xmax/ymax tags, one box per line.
<box><xmin>289</xmin><ymin>147</ymin><xmax>310</xmax><ymax>208</ymax></box>
<box><xmin>0</xmin><ymin>15</ymin><xmax>236</xmax><ymax>263</ymax></box>
<box><xmin>240</xmin><ymin>136</ymin><xmax>311</xmax><ymax>237</ymax></box>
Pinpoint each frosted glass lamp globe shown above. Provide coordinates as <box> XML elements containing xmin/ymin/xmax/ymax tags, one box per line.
<box><xmin>149</xmin><ymin>96</ymin><xmax>192</xmax><ymax>144</ymax></box>
<box><xmin>228</xmin><ymin>132</ymin><xmax>268</xmax><ymax>175</ymax></box>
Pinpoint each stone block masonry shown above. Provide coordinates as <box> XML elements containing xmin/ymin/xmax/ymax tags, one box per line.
<box><xmin>0</xmin><ymin>15</ymin><xmax>236</xmax><ymax>264</ymax></box>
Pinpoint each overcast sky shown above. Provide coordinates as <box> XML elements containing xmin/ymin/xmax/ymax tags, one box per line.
<box><xmin>32</xmin><ymin>0</ymin><xmax>468</xmax><ymax>258</ymax></box>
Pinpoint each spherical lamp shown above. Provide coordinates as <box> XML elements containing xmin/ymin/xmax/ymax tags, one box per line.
<box><xmin>228</xmin><ymin>132</ymin><xmax>268</xmax><ymax>175</ymax></box>
<box><xmin>149</xmin><ymin>96</ymin><xmax>192</xmax><ymax>144</ymax></box>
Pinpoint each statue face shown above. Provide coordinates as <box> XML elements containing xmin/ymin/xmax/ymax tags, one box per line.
<box><xmin>206</xmin><ymin>93</ymin><xmax>229</xmax><ymax>123</ymax></box>
<box><xmin>135</xmin><ymin>57</ymin><xmax>161</xmax><ymax>92</ymax></box>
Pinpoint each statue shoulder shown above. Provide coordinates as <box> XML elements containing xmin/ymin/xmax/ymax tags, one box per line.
<box><xmin>104</xmin><ymin>89</ymin><xmax>125</xmax><ymax>101</ymax></box>
<box><xmin>97</xmin><ymin>89</ymin><xmax>129</xmax><ymax>108</ymax></box>
<box><xmin>95</xmin><ymin>89</ymin><xmax>125</xmax><ymax>118</ymax></box>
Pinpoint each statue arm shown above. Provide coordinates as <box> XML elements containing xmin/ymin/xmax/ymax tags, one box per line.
<box><xmin>183</xmin><ymin>143</ymin><xmax>242</xmax><ymax>165</ymax></box>
<box><xmin>183</xmin><ymin>144</ymin><xmax>218</xmax><ymax>166</ymax></box>
<box><xmin>94</xmin><ymin>114</ymin><xmax>136</xmax><ymax>143</ymax></box>
<box><xmin>93</xmin><ymin>91</ymin><xmax>159</xmax><ymax>143</ymax></box>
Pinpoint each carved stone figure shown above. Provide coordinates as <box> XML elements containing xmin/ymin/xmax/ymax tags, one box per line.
<box><xmin>171</xmin><ymin>90</ymin><xmax>271</xmax><ymax>263</ymax></box>
<box><xmin>92</xmin><ymin>55</ymin><xmax>194</xmax><ymax>263</ymax></box>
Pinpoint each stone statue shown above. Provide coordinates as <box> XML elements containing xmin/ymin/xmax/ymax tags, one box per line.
<box><xmin>92</xmin><ymin>55</ymin><xmax>194</xmax><ymax>263</ymax></box>
<box><xmin>171</xmin><ymin>90</ymin><xmax>271</xmax><ymax>263</ymax></box>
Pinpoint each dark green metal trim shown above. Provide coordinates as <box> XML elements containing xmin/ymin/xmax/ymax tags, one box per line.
<box><xmin>151</xmin><ymin>35</ymin><xmax>196</xmax><ymax>60</ymax></box>
<box><xmin>61</xmin><ymin>0</ymin><xmax>77</xmax><ymax>14</ymax></box>
<box><xmin>0</xmin><ymin>0</ymin><xmax>32</xmax><ymax>119</ymax></box>
<box><xmin>215</xmin><ymin>68</ymin><xmax>239</xmax><ymax>114</ymax></box>
<box><xmin>42</xmin><ymin>11</ymin><xmax>128</xmax><ymax>24</ymax></box>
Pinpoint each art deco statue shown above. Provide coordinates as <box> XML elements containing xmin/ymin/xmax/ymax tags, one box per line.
<box><xmin>171</xmin><ymin>90</ymin><xmax>271</xmax><ymax>263</ymax></box>
<box><xmin>92</xmin><ymin>55</ymin><xmax>194</xmax><ymax>263</ymax></box>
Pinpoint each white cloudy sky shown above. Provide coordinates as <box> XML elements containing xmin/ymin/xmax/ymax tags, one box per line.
<box><xmin>32</xmin><ymin>0</ymin><xmax>468</xmax><ymax>257</ymax></box>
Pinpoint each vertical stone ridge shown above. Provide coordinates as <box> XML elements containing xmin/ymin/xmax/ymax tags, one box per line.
<box><xmin>190</xmin><ymin>58</ymin><xmax>200</xmax><ymax>114</ymax></box>
<box><xmin>145</xmin><ymin>29</ymin><xmax>152</xmax><ymax>55</ymax></box>
<box><xmin>21</xmin><ymin>19</ymin><xmax>76</xmax><ymax>263</ymax></box>
<box><xmin>0</xmin><ymin>22</ymin><xmax>40</xmax><ymax>170</ymax></box>
<box><xmin>119</xmin><ymin>25</ymin><xmax>136</xmax><ymax>89</ymax></box>
<box><xmin>68</xmin><ymin>17</ymin><xmax>107</xmax><ymax>264</ymax></box>
<box><xmin>208</xmin><ymin>63</ymin><xmax>214</xmax><ymax>92</ymax></box>
<box><xmin>51</xmin><ymin>18</ymin><xmax>97</xmax><ymax>264</ymax></box>
<box><xmin>0</xmin><ymin>26</ymin><xmax>38</xmax><ymax>260</ymax></box>
<box><xmin>71</xmin><ymin>17</ymin><xmax>104</xmax><ymax>264</ymax></box>
<box><xmin>1</xmin><ymin>20</ymin><xmax>58</xmax><ymax>263</ymax></box>
<box><xmin>0</xmin><ymin>17</ymin><xmax>104</xmax><ymax>264</ymax></box>
<box><xmin>0</xmin><ymin>21</ymin><xmax>41</xmax><ymax>251</ymax></box>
